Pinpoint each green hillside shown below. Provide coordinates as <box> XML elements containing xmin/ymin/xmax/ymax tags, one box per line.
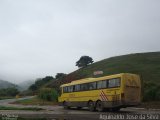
<box><xmin>47</xmin><ymin>52</ymin><xmax>160</xmax><ymax>101</ymax></box>
<box><xmin>74</xmin><ymin>52</ymin><xmax>160</xmax><ymax>83</ymax></box>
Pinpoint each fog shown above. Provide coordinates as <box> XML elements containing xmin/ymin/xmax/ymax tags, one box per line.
<box><xmin>0</xmin><ymin>0</ymin><xmax>160</xmax><ymax>83</ymax></box>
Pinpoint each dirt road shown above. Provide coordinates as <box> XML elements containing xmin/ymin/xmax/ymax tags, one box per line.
<box><xmin>0</xmin><ymin>97</ymin><xmax>160</xmax><ymax>120</ymax></box>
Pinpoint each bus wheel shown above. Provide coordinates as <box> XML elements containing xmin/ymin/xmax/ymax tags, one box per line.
<box><xmin>88</xmin><ymin>101</ymin><xmax>95</xmax><ymax>112</ymax></box>
<box><xmin>63</xmin><ymin>101</ymin><xmax>69</xmax><ymax>109</ymax></box>
<box><xmin>96</xmin><ymin>101</ymin><xmax>104</xmax><ymax>112</ymax></box>
<box><xmin>77</xmin><ymin>107</ymin><xmax>82</xmax><ymax>109</ymax></box>
<box><xmin>111</xmin><ymin>107</ymin><xmax>120</xmax><ymax>112</ymax></box>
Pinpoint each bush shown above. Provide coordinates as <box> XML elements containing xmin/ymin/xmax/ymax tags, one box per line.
<box><xmin>155</xmin><ymin>90</ymin><xmax>160</xmax><ymax>101</ymax></box>
<box><xmin>0</xmin><ymin>88</ymin><xmax>19</xmax><ymax>97</ymax></box>
<box><xmin>38</xmin><ymin>88</ymin><xmax>58</xmax><ymax>102</ymax></box>
<box><xmin>143</xmin><ymin>82</ymin><xmax>160</xmax><ymax>101</ymax></box>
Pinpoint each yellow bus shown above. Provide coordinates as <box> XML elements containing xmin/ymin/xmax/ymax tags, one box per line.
<box><xmin>58</xmin><ymin>73</ymin><xmax>141</xmax><ymax>111</ymax></box>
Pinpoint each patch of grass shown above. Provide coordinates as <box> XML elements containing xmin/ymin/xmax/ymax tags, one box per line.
<box><xmin>0</xmin><ymin>96</ymin><xmax>14</xmax><ymax>100</ymax></box>
<box><xmin>18</xmin><ymin>118</ymin><xmax>47</xmax><ymax>120</ymax></box>
<box><xmin>0</xmin><ymin>106</ymin><xmax>43</xmax><ymax>111</ymax></box>
<box><xmin>12</xmin><ymin>97</ymin><xmax>58</xmax><ymax>106</ymax></box>
<box><xmin>17</xmin><ymin>118</ymin><xmax>47</xmax><ymax>120</ymax></box>
<box><xmin>138</xmin><ymin>101</ymin><xmax>160</xmax><ymax>109</ymax></box>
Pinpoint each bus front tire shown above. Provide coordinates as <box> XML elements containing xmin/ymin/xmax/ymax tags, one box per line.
<box><xmin>96</xmin><ymin>101</ymin><xmax>104</xmax><ymax>112</ymax></box>
<box><xmin>77</xmin><ymin>107</ymin><xmax>82</xmax><ymax>109</ymax></box>
<box><xmin>63</xmin><ymin>101</ymin><xmax>70</xmax><ymax>109</ymax></box>
<box><xmin>110</xmin><ymin>107</ymin><xmax>120</xmax><ymax>112</ymax></box>
<box><xmin>88</xmin><ymin>101</ymin><xmax>95</xmax><ymax>112</ymax></box>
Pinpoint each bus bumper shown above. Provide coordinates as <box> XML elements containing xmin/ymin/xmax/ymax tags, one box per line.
<box><xmin>102</xmin><ymin>100</ymin><xmax>122</xmax><ymax>108</ymax></box>
<box><xmin>102</xmin><ymin>100</ymin><xmax>140</xmax><ymax>108</ymax></box>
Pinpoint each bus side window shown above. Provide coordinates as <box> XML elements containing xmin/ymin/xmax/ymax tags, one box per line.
<box><xmin>97</xmin><ymin>81</ymin><xmax>102</xmax><ymax>89</ymax></box>
<box><xmin>75</xmin><ymin>84</ymin><xmax>80</xmax><ymax>92</ymax></box>
<box><xmin>102</xmin><ymin>80</ymin><xmax>107</xmax><ymax>88</ymax></box>
<box><xmin>89</xmin><ymin>82</ymin><xmax>96</xmax><ymax>90</ymax></box>
<box><xmin>97</xmin><ymin>80</ymin><xmax>107</xmax><ymax>89</ymax></box>
<box><xmin>115</xmin><ymin>78</ymin><xmax>120</xmax><ymax>87</ymax></box>
<box><xmin>63</xmin><ymin>86</ymin><xmax>68</xmax><ymax>93</ymax></box>
<box><xmin>73</xmin><ymin>85</ymin><xmax>75</xmax><ymax>92</ymax></box>
<box><xmin>80</xmin><ymin>83</ymin><xmax>89</xmax><ymax>91</ymax></box>
<box><xmin>68</xmin><ymin>86</ymin><xmax>70</xmax><ymax>92</ymax></box>
<box><xmin>108</xmin><ymin>78</ymin><xmax>120</xmax><ymax>88</ymax></box>
<box><xmin>108</xmin><ymin>79</ymin><xmax>115</xmax><ymax>88</ymax></box>
<box><xmin>68</xmin><ymin>86</ymin><xmax>73</xmax><ymax>92</ymax></box>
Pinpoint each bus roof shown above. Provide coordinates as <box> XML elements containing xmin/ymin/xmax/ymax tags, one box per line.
<box><xmin>60</xmin><ymin>73</ymin><xmax>136</xmax><ymax>87</ymax></box>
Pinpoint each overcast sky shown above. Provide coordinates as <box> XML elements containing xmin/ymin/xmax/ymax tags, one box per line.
<box><xmin>0</xmin><ymin>0</ymin><xmax>160</xmax><ymax>84</ymax></box>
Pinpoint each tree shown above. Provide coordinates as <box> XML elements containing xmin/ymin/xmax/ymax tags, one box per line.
<box><xmin>55</xmin><ymin>73</ymin><xmax>66</xmax><ymax>79</ymax></box>
<box><xmin>29</xmin><ymin>84</ymin><xmax>38</xmax><ymax>91</ymax></box>
<box><xmin>42</xmin><ymin>76</ymin><xmax>54</xmax><ymax>82</ymax></box>
<box><xmin>0</xmin><ymin>88</ymin><xmax>19</xmax><ymax>97</ymax></box>
<box><xmin>29</xmin><ymin>76</ymin><xmax>54</xmax><ymax>92</ymax></box>
<box><xmin>6</xmin><ymin>87</ymin><xmax>19</xmax><ymax>96</ymax></box>
<box><xmin>76</xmin><ymin>56</ymin><xmax>94</xmax><ymax>68</ymax></box>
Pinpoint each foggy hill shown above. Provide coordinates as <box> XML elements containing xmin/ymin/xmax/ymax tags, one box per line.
<box><xmin>0</xmin><ymin>79</ymin><xmax>18</xmax><ymax>89</ymax></box>
<box><xmin>18</xmin><ymin>80</ymin><xmax>35</xmax><ymax>91</ymax></box>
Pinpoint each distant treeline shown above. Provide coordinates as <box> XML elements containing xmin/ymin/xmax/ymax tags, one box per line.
<box><xmin>0</xmin><ymin>87</ymin><xmax>19</xmax><ymax>97</ymax></box>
